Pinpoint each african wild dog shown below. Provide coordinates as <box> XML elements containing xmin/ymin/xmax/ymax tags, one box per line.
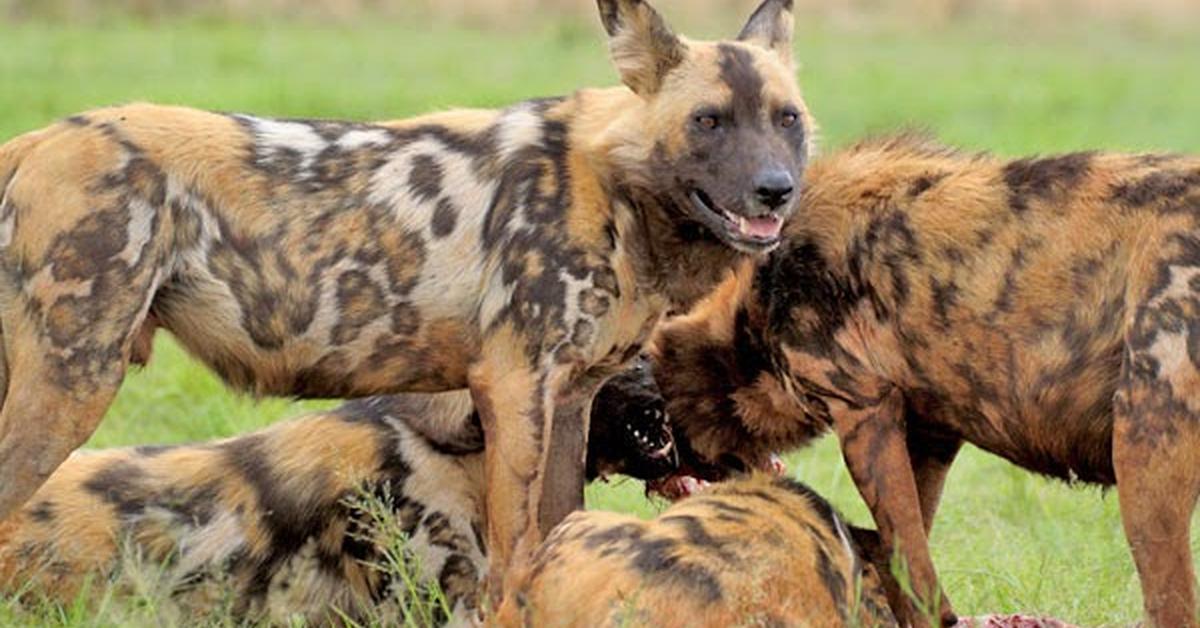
<box><xmin>514</xmin><ymin>474</ymin><xmax>897</xmax><ymax>627</ymax></box>
<box><xmin>0</xmin><ymin>0</ymin><xmax>812</xmax><ymax>595</ymax></box>
<box><xmin>0</xmin><ymin>362</ymin><xmax>677</xmax><ymax>624</ymax></box>
<box><xmin>649</xmin><ymin>134</ymin><xmax>1200</xmax><ymax>626</ymax></box>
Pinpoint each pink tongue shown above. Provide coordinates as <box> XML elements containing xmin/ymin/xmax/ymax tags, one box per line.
<box><xmin>740</xmin><ymin>215</ymin><xmax>782</xmax><ymax>239</ymax></box>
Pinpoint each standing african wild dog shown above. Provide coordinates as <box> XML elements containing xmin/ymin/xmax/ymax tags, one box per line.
<box><xmin>515</xmin><ymin>474</ymin><xmax>898</xmax><ymax>627</ymax></box>
<box><xmin>0</xmin><ymin>0</ymin><xmax>812</xmax><ymax>594</ymax></box>
<box><xmin>0</xmin><ymin>362</ymin><xmax>678</xmax><ymax>624</ymax></box>
<box><xmin>649</xmin><ymin>134</ymin><xmax>1200</xmax><ymax>627</ymax></box>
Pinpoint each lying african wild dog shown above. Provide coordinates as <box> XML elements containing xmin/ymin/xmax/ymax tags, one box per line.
<box><xmin>0</xmin><ymin>363</ymin><xmax>677</xmax><ymax>625</ymax></box>
<box><xmin>515</xmin><ymin>474</ymin><xmax>897</xmax><ymax>628</ymax></box>
<box><xmin>0</xmin><ymin>0</ymin><xmax>812</xmax><ymax>595</ymax></box>
<box><xmin>650</xmin><ymin>134</ymin><xmax>1200</xmax><ymax>627</ymax></box>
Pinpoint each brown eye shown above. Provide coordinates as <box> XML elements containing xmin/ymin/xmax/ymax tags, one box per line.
<box><xmin>781</xmin><ymin>110</ymin><xmax>799</xmax><ymax>128</ymax></box>
<box><xmin>696</xmin><ymin>115</ymin><xmax>719</xmax><ymax>130</ymax></box>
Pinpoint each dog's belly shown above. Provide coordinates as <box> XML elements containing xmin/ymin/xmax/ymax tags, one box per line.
<box><xmin>153</xmin><ymin>257</ymin><xmax>483</xmax><ymax>397</ymax></box>
<box><xmin>151</xmin><ymin>180</ymin><xmax>491</xmax><ymax>397</ymax></box>
<box><xmin>908</xmin><ymin>339</ymin><xmax>1122</xmax><ymax>485</ymax></box>
<box><xmin>910</xmin><ymin>388</ymin><xmax>1115</xmax><ymax>484</ymax></box>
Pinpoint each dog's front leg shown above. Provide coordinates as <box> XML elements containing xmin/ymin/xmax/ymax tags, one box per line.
<box><xmin>832</xmin><ymin>387</ymin><xmax>955</xmax><ymax>628</ymax></box>
<box><xmin>468</xmin><ymin>349</ymin><xmax>589</xmax><ymax>620</ymax></box>
<box><xmin>536</xmin><ymin>378</ymin><xmax>594</xmax><ymax>537</ymax></box>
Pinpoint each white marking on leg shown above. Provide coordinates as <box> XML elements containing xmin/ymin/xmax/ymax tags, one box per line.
<box><xmin>0</xmin><ymin>209</ymin><xmax>13</xmax><ymax>249</ymax></box>
<box><xmin>1142</xmin><ymin>265</ymin><xmax>1200</xmax><ymax>412</ymax></box>
<box><xmin>552</xmin><ymin>269</ymin><xmax>603</xmax><ymax>361</ymax></box>
<box><xmin>119</xmin><ymin>197</ymin><xmax>157</xmax><ymax>266</ymax></box>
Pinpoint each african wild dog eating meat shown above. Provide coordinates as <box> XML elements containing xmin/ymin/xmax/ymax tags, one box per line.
<box><xmin>0</xmin><ymin>0</ymin><xmax>812</xmax><ymax>598</ymax></box>
<box><xmin>650</xmin><ymin>134</ymin><xmax>1200</xmax><ymax>627</ymax></box>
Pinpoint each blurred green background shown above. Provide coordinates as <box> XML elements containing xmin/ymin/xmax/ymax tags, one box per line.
<box><xmin>1</xmin><ymin>0</ymin><xmax>1198</xmax><ymax>625</ymax></box>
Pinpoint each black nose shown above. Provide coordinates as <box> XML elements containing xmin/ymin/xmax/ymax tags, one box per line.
<box><xmin>754</xmin><ymin>169</ymin><xmax>794</xmax><ymax>209</ymax></box>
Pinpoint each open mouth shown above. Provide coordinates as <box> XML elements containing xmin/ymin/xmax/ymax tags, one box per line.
<box><xmin>631</xmin><ymin>417</ymin><xmax>679</xmax><ymax>465</ymax></box>
<box><xmin>689</xmin><ymin>189</ymin><xmax>784</xmax><ymax>248</ymax></box>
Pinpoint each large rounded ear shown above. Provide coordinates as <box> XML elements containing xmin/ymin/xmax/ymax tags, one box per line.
<box><xmin>736</xmin><ymin>0</ymin><xmax>795</xmax><ymax>67</ymax></box>
<box><xmin>597</xmin><ymin>0</ymin><xmax>686</xmax><ymax>96</ymax></box>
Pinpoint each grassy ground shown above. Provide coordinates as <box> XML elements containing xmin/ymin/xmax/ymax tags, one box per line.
<box><xmin>1</xmin><ymin>12</ymin><xmax>1199</xmax><ymax>626</ymax></box>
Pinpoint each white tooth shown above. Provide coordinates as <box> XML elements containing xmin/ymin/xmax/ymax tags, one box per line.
<box><xmin>738</xmin><ymin>215</ymin><xmax>748</xmax><ymax>234</ymax></box>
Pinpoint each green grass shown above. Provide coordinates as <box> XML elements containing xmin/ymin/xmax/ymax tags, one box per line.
<box><xmin>2</xmin><ymin>14</ymin><xmax>1199</xmax><ymax>626</ymax></box>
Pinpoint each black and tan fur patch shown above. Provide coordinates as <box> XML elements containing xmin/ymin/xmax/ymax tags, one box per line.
<box><xmin>0</xmin><ymin>363</ymin><xmax>676</xmax><ymax>625</ymax></box>
<box><xmin>517</xmin><ymin>474</ymin><xmax>897</xmax><ymax>628</ymax></box>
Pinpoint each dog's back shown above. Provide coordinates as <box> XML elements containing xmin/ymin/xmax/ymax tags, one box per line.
<box><xmin>517</xmin><ymin>474</ymin><xmax>897</xmax><ymax>628</ymax></box>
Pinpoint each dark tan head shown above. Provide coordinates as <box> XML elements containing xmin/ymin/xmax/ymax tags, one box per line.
<box><xmin>597</xmin><ymin>0</ymin><xmax>812</xmax><ymax>254</ymax></box>
<box><xmin>640</xmin><ymin>267</ymin><xmax>830</xmax><ymax>492</ymax></box>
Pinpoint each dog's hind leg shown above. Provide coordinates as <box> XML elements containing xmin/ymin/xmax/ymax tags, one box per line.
<box><xmin>0</xmin><ymin>244</ymin><xmax>167</xmax><ymax>519</ymax></box>
<box><xmin>1116</xmin><ymin>268</ymin><xmax>1200</xmax><ymax>628</ymax></box>
<box><xmin>0</xmin><ymin>124</ymin><xmax>172</xmax><ymax>519</ymax></box>
<box><xmin>0</xmin><ymin>319</ymin><xmax>138</xmax><ymax>519</ymax></box>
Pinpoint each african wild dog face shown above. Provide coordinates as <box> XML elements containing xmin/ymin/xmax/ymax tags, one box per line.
<box><xmin>586</xmin><ymin>357</ymin><xmax>676</xmax><ymax>482</ymax></box>
<box><xmin>598</xmin><ymin>0</ymin><xmax>811</xmax><ymax>254</ymax></box>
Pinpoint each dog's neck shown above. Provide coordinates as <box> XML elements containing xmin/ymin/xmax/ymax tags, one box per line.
<box><xmin>564</xmin><ymin>87</ymin><xmax>750</xmax><ymax>312</ymax></box>
<box><xmin>619</xmin><ymin>187</ymin><xmax>747</xmax><ymax>311</ymax></box>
